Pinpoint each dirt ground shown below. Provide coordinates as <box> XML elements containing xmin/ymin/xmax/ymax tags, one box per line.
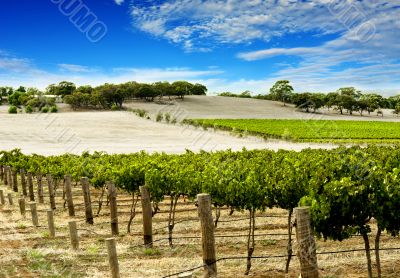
<box><xmin>0</xmin><ymin>110</ymin><xmax>335</xmax><ymax>156</ymax></box>
<box><xmin>2</xmin><ymin>96</ymin><xmax>399</xmax><ymax>155</ymax></box>
<box><xmin>1</xmin><ymin>178</ymin><xmax>400</xmax><ymax>278</ymax></box>
<box><xmin>123</xmin><ymin>96</ymin><xmax>400</xmax><ymax>121</ymax></box>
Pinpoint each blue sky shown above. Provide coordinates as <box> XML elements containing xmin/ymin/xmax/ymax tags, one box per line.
<box><xmin>0</xmin><ymin>0</ymin><xmax>399</xmax><ymax>95</ymax></box>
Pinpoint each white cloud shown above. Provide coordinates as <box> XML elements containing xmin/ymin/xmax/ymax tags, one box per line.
<box><xmin>0</xmin><ymin>51</ymin><xmax>33</xmax><ymax>73</ymax></box>
<box><xmin>129</xmin><ymin>0</ymin><xmax>349</xmax><ymax>51</ymax></box>
<box><xmin>114</xmin><ymin>0</ymin><xmax>124</xmax><ymax>5</ymax></box>
<box><xmin>58</xmin><ymin>64</ymin><xmax>97</xmax><ymax>73</ymax></box>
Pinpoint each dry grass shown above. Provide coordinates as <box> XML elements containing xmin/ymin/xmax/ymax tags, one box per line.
<box><xmin>1</xmin><ymin>178</ymin><xmax>400</xmax><ymax>278</ymax></box>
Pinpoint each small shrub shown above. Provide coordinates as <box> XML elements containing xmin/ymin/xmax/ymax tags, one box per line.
<box><xmin>156</xmin><ymin>112</ymin><xmax>163</xmax><ymax>122</ymax></box>
<box><xmin>171</xmin><ymin>118</ymin><xmax>177</xmax><ymax>124</ymax></box>
<box><xmin>143</xmin><ymin>248</ymin><xmax>161</xmax><ymax>256</ymax></box>
<box><xmin>17</xmin><ymin>223</ymin><xmax>27</xmax><ymax>229</ymax></box>
<box><xmin>111</xmin><ymin>104</ymin><xmax>120</xmax><ymax>111</ymax></box>
<box><xmin>165</xmin><ymin>113</ymin><xmax>171</xmax><ymax>123</ymax></box>
<box><xmin>8</xmin><ymin>105</ymin><xmax>17</xmax><ymax>114</ymax></box>
<box><xmin>41</xmin><ymin>106</ymin><xmax>49</xmax><ymax>113</ymax></box>
<box><xmin>131</xmin><ymin>109</ymin><xmax>148</xmax><ymax>118</ymax></box>
<box><xmin>50</xmin><ymin>106</ymin><xmax>58</xmax><ymax>113</ymax></box>
<box><xmin>86</xmin><ymin>244</ymin><xmax>100</xmax><ymax>255</ymax></box>
<box><xmin>40</xmin><ymin>231</ymin><xmax>49</xmax><ymax>238</ymax></box>
<box><xmin>25</xmin><ymin>105</ymin><xmax>33</xmax><ymax>113</ymax></box>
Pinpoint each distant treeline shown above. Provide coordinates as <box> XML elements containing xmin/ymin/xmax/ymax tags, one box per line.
<box><xmin>0</xmin><ymin>81</ymin><xmax>207</xmax><ymax>110</ymax></box>
<box><xmin>219</xmin><ymin>80</ymin><xmax>400</xmax><ymax>116</ymax></box>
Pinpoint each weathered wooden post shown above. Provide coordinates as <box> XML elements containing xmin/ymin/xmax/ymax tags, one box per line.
<box><xmin>27</xmin><ymin>172</ymin><xmax>35</xmax><ymax>201</ymax></box>
<box><xmin>140</xmin><ymin>185</ymin><xmax>152</xmax><ymax>247</ymax></box>
<box><xmin>108</xmin><ymin>181</ymin><xmax>119</xmax><ymax>236</ymax></box>
<box><xmin>30</xmin><ymin>202</ymin><xmax>39</xmax><ymax>227</ymax></box>
<box><xmin>20</xmin><ymin>169</ymin><xmax>27</xmax><ymax>196</ymax></box>
<box><xmin>47</xmin><ymin>209</ymin><xmax>56</xmax><ymax>238</ymax></box>
<box><xmin>3</xmin><ymin>166</ymin><xmax>8</xmax><ymax>186</ymax></box>
<box><xmin>0</xmin><ymin>165</ymin><xmax>4</xmax><ymax>182</ymax></box>
<box><xmin>294</xmin><ymin>207</ymin><xmax>319</xmax><ymax>278</ymax></box>
<box><xmin>197</xmin><ymin>193</ymin><xmax>217</xmax><ymax>277</ymax></box>
<box><xmin>47</xmin><ymin>174</ymin><xmax>56</xmax><ymax>210</ymax></box>
<box><xmin>18</xmin><ymin>196</ymin><xmax>26</xmax><ymax>216</ymax></box>
<box><xmin>37</xmin><ymin>174</ymin><xmax>44</xmax><ymax>204</ymax></box>
<box><xmin>81</xmin><ymin>177</ymin><xmax>93</xmax><ymax>224</ymax></box>
<box><xmin>106</xmin><ymin>238</ymin><xmax>120</xmax><ymax>278</ymax></box>
<box><xmin>0</xmin><ymin>190</ymin><xmax>5</xmax><ymax>205</ymax></box>
<box><xmin>7</xmin><ymin>193</ymin><xmax>14</xmax><ymax>205</ymax></box>
<box><xmin>68</xmin><ymin>221</ymin><xmax>79</xmax><ymax>250</ymax></box>
<box><xmin>64</xmin><ymin>175</ymin><xmax>75</xmax><ymax>216</ymax></box>
<box><xmin>6</xmin><ymin>167</ymin><xmax>12</xmax><ymax>188</ymax></box>
<box><xmin>12</xmin><ymin>168</ymin><xmax>18</xmax><ymax>192</ymax></box>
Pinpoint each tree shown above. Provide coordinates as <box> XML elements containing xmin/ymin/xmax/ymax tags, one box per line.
<box><xmin>47</xmin><ymin>81</ymin><xmax>76</xmax><ymax>97</ymax></box>
<box><xmin>269</xmin><ymin>80</ymin><xmax>293</xmax><ymax>106</ymax></box>
<box><xmin>334</xmin><ymin>88</ymin><xmax>361</xmax><ymax>115</ymax></box>
<box><xmin>76</xmin><ymin>85</ymin><xmax>93</xmax><ymax>95</ymax></box>
<box><xmin>172</xmin><ymin>81</ymin><xmax>193</xmax><ymax>100</ymax></box>
<box><xmin>137</xmin><ymin>84</ymin><xmax>158</xmax><ymax>102</ymax></box>
<box><xmin>357</xmin><ymin>99</ymin><xmax>368</xmax><ymax>116</ymax></box>
<box><xmin>95</xmin><ymin>83</ymin><xmax>126</xmax><ymax>108</ymax></box>
<box><xmin>310</xmin><ymin>93</ymin><xmax>325</xmax><ymax>112</ymax></box>
<box><xmin>8</xmin><ymin>91</ymin><xmax>26</xmax><ymax>106</ymax></box>
<box><xmin>361</xmin><ymin>94</ymin><xmax>383</xmax><ymax>115</ymax></box>
<box><xmin>191</xmin><ymin>83</ymin><xmax>207</xmax><ymax>95</ymax></box>
<box><xmin>293</xmin><ymin>93</ymin><xmax>313</xmax><ymax>112</ymax></box>
<box><xmin>152</xmin><ymin>82</ymin><xmax>172</xmax><ymax>99</ymax></box>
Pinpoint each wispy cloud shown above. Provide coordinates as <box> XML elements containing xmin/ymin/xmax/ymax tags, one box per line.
<box><xmin>0</xmin><ymin>51</ymin><xmax>33</xmax><ymax>73</ymax></box>
<box><xmin>114</xmin><ymin>0</ymin><xmax>124</xmax><ymax>5</ymax></box>
<box><xmin>129</xmin><ymin>0</ymin><xmax>348</xmax><ymax>51</ymax></box>
<box><xmin>58</xmin><ymin>64</ymin><xmax>97</xmax><ymax>73</ymax></box>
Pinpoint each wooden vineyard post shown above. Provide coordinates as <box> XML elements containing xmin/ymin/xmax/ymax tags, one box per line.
<box><xmin>7</xmin><ymin>167</ymin><xmax>12</xmax><ymax>188</ymax></box>
<box><xmin>7</xmin><ymin>193</ymin><xmax>14</xmax><ymax>205</ymax></box>
<box><xmin>0</xmin><ymin>190</ymin><xmax>5</xmax><ymax>205</ymax></box>
<box><xmin>18</xmin><ymin>196</ymin><xmax>26</xmax><ymax>216</ymax></box>
<box><xmin>197</xmin><ymin>193</ymin><xmax>217</xmax><ymax>277</ymax></box>
<box><xmin>108</xmin><ymin>182</ymin><xmax>119</xmax><ymax>236</ymax></box>
<box><xmin>294</xmin><ymin>207</ymin><xmax>319</xmax><ymax>278</ymax></box>
<box><xmin>140</xmin><ymin>185</ymin><xmax>153</xmax><ymax>247</ymax></box>
<box><xmin>64</xmin><ymin>175</ymin><xmax>75</xmax><ymax>216</ymax></box>
<box><xmin>30</xmin><ymin>202</ymin><xmax>39</xmax><ymax>227</ymax></box>
<box><xmin>27</xmin><ymin>172</ymin><xmax>35</xmax><ymax>201</ymax></box>
<box><xmin>20</xmin><ymin>169</ymin><xmax>27</xmax><ymax>196</ymax></box>
<box><xmin>47</xmin><ymin>209</ymin><xmax>56</xmax><ymax>238</ymax></box>
<box><xmin>0</xmin><ymin>165</ymin><xmax>4</xmax><ymax>183</ymax></box>
<box><xmin>4</xmin><ymin>166</ymin><xmax>9</xmax><ymax>186</ymax></box>
<box><xmin>47</xmin><ymin>174</ymin><xmax>56</xmax><ymax>210</ymax></box>
<box><xmin>106</xmin><ymin>238</ymin><xmax>120</xmax><ymax>278</ymax></box>
<box><xmin>68</xmin><ymin>221</ymin><xmax>79</xmax><ymax>250</ymax></box>
<box><xmin>37</xmin><ymin>174</ymin><xmax>44</xmax><ymax>204</ymax></box>
<box><xmin>81</xmin><ymin>177</ymin><xmax>93</xmax><ymax>224</ymax></box>
<box><xmin>12</xmin><ymin>168</ymin><xmax>18</xmax><ymax>192</ymax></box>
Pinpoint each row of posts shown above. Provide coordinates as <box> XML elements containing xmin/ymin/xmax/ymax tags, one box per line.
<box><xmin>0</xmin><ymin>165</ymin><xmax>319</xmax><ymax>278</ymax></box>
<box><xmin>0</xmin><ymin>166</ymin><xmax>120</xmax><ymax>278</ymax></box>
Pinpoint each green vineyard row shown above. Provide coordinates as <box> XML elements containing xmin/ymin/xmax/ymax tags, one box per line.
<box><xmin>1</xmin><ymin>146</ymin><xmax>400</xmax><ymax>276</ymax></box>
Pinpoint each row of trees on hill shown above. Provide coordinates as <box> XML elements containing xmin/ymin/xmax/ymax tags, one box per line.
<box><xmin>218</xmin><ymin>80</ymin><xmax>400</xmax><ymax>116</ymax></box>
<box><xmin>48</xmin><ymin>81</ymin><xmax>207</xmax><ymax>110</ymax></box>
<box><xmin>1</xmin><ymin>81</ymin><xmax>208</xmax><ymax>110</ymax></box>
<box><xmin>268</xmin><ymin>80</ymin><xmax>400</xmax><ymax>115</ymax></box>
